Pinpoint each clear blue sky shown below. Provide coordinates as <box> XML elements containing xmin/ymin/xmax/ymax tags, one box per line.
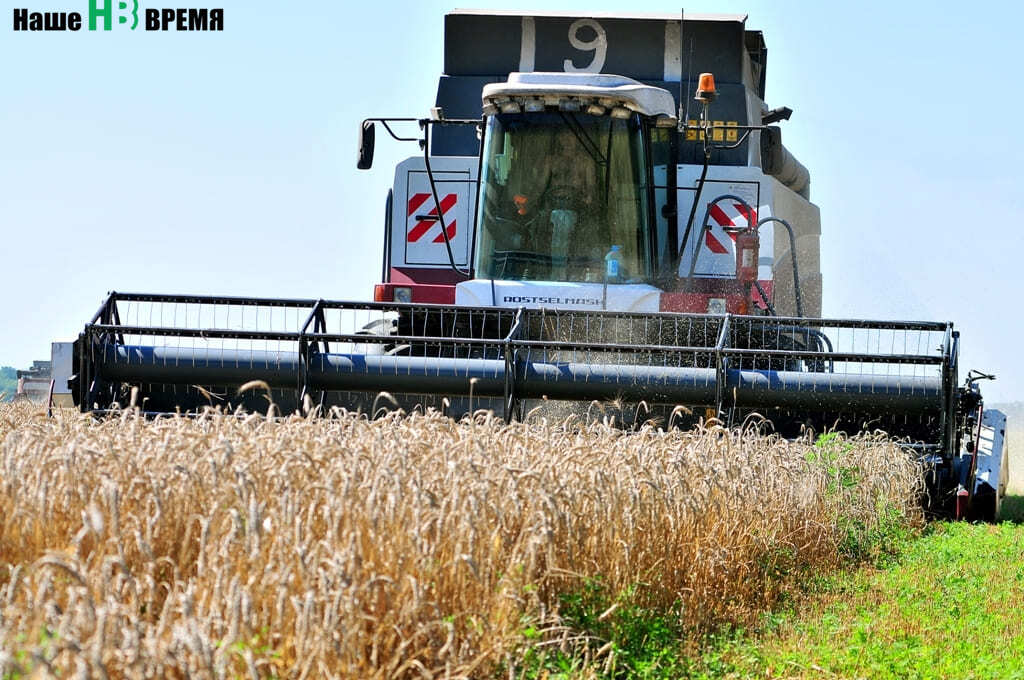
<box><xmin>2</xmin><ymin>0</ymin><xmax>1022</xmax><ymax>402</ymax></box>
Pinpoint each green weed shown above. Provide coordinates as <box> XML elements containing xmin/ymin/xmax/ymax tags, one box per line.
<box><xmin>702</xmin><ymin>520</ymin><xmax>1024</xmax><ymax>678</ymax></box>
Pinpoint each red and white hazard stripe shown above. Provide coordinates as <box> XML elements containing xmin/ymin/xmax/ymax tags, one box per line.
<box><xmin>705</xmin><ymin>202</ymin><xmax>757</xmax><ymax>254</ymax></box>
<box><xmin>407</xmin><ymin>192</ymin><xmax>458</xmax><ymax>243</ymax></box>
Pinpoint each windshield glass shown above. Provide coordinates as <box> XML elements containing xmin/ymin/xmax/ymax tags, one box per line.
<box><xmin>474</xmin><ymin>112</ymin><xmax>651</xmax><ymax>283</ymax></box>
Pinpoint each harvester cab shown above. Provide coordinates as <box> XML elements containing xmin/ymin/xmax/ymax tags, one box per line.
<box><xmin>366</xmin><ymin>12</ymin><xmax>819</xmax><ymax>320</ymax></box>
<box><xmin>469</xmin><ymin>72</ymin><xmax>673</xmax><ymax>309</ymax></box>
<box><xmin>66</xmin><ymin>11</ymin><xmax>1007</xmax><ymax>520</ymax></box>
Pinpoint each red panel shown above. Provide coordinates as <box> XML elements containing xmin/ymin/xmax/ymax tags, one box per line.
<box><xmin>390</xmin><ymin>267</ymin><xmax>469</xmax><ymax>285</ymax></box>
<box><xmin>667</xmin><ymin>278</ymin><xmax>746</xmax><ymax>294</ymax></box>
<box><xmin>373</xmin><ymin>283</ymin><xmax>456</xmax><ymax>304</ymax></box>
<box><xmin>660</xmin><ymin>280</ymin><xmax>774</xmax><ymax>315</ymax></box>
<box><xmin>660</xmin><ymin>292</ymin><xmax>748</xmax><ymax>314</ymax></box>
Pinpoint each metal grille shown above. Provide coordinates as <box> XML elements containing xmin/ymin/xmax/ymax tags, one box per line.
<box><xmin>78</xmin><ymin>293</ymin><xmax>955</xmax><ymax>447</ymax></box>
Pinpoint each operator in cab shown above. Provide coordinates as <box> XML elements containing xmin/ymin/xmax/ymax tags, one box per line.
<box><xmin>477</xmin><ymin>111</ymin><xmax>649</xmax><ymax>283</ymax></box>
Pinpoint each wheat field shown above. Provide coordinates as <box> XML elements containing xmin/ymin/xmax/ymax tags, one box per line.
<box><xmin>0</xmin><ymin>402</ymin><xmax>922</xmax><ymax>678</ymax></box>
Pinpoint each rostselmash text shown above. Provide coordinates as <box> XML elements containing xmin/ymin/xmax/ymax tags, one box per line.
<box><xmin>503</xmin><ymin>296</ymin><xmax>602</xmax><ymax>306</ymax></box>
<box><xmin>13</xmin><ymin>4</ymin><xmax>223</xmax><ymax>31</ymax></box>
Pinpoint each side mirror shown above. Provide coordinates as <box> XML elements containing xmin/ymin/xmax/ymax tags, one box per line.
<box><xmin>760</xmin><ymin>126</ymin><xmax>783</xmax><ymax>175</ymax></box>
<box><xmin>357</xmin><ymin>121</ymin><xmax>375</xmax><ymax>170</ymax></box>
<box><xmin>761</xmin><ymin>106</ymin><xmax>792</xmax><ymax>125</ymax></box>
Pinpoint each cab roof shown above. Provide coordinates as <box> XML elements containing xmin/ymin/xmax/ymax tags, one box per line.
<box><xmin>482</xmin><ymin>72</ymin><xmax>676</xmax><ymax>119</ymax></box>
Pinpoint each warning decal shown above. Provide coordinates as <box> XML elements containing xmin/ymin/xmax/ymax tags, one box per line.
<box><xmin>704</xmin><ymin>201</ymin><xmax>757</xmax><ymax>254</ymax></box>
<box><xmin>678</xmin><ymin>180</ymin><xmax>761</xmax><ymax>278</ymax></box>
<box><xmin>402</xmin><ymin>169</ymin><xmax>472</xmax><ymax>267</ymax></box>
<box><xmin>407</xmin><ymin>193</ymin><xmax>458</xmax><ymax>244</ymax></box>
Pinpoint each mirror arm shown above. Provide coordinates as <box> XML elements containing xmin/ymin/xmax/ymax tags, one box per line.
<box><xmin>365</xmin><ymin>117</ymin><xmax>420</xmax><ymax>142</ymax></box>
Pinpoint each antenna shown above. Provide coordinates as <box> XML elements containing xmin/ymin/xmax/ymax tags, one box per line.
<box><xmin>683</xmin><ymin>38</ymin><xmax>694</xmax><ymax>127</ymax></box>
<box><xmin>678</xmin><ymin>8</ymin><xmax>685</xmax><ymax>124</ymax></box>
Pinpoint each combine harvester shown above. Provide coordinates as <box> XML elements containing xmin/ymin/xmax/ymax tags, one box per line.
<box><xmin>66</xmin><ymin>11</ymin><xmax>1007</xmax><ymax>519</ymax></box>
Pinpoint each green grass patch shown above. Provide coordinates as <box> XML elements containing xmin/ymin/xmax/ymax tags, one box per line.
<box><xmin>513</xmin><ymin>499</ymin><xmax>1024</xmax><ymax>679</ymax></box>
<box><xmin>513</xmin><ymin>578</ymin><xmax>694</xmax><ymax>679</ymax></box>
<box><xmin>699</xmin><ymin>506</ymin><xmax>1024</xmax><ymax>679</ymax></box>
